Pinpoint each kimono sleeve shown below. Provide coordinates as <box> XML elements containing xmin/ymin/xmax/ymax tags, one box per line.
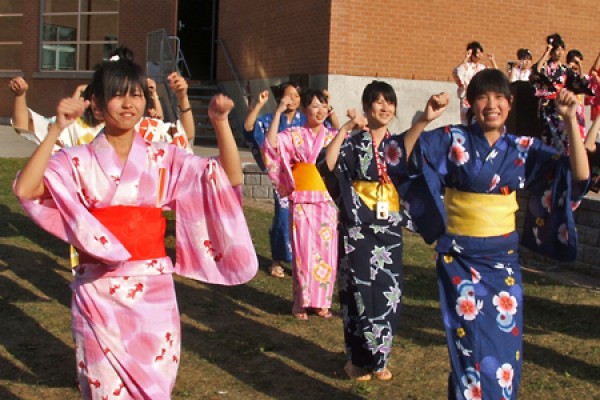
<box><xmin>164</xmin><ymin>152</ymin><xmax>258</xmax><ymax>285</ymax></box>
<box><xmin>261</xmin><ymin>128</ymin><xmax>296</xmax><ymax>198</ymax></box>
<box><xmin>396</xmin><ymin>127</ymin><xmax>452</xmax><ymax>243</ymax></box>
<box><xmin>520</xmin><ymin>139</ymin><xmax>589</xmax><ymax>261</ymax></box>
<box><xmin>15</xmin><ymin>150</ymin><xmax>131</xmax><ymax>263</ymax></box>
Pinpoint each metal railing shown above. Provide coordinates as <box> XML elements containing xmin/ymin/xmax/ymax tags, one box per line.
<box><xmin>146</xmin><ymin>29</ymin><xmax>180</xmax><ymax>121</ymax></box>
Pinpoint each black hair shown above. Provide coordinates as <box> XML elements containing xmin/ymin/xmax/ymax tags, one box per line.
<box><xmin>87</xmin><ymin>47</ymin><xmax>148</xmax><ymax>112</ymax></box>
<box><xmin>516</xmin><ymin>48</ymin><xmax>532</xmax><ymax>60</ymax></box>
<box><xmin>566</xmin><ymin>49</ymin><xmax>583</xmax><ymax>64</ymax></box>
<box><xmin>467</xmin><ymin>41</ymin><xmax>484</xmax><ymax>53</ymax></box>
<box><xmin>271</xmin><ymin>81</ymin><xmax>301</xmax><ymax>104</ymax></box>
<box><xmin>108</xmin><ymin>46</ymin><xmax>135</xmax><ymax>62</ymax></box>
<box><xmin>361</xmin><ymin>80</ymin><xmax>397</xmax><ymax>112</ymax></box>
<box><xmin>546</xmin><ymin>33</ymin><xmax>565</xmax><ymax>50</ymax></box>
<box><xmin>465</xmin><ymin>69</ymin><xmax>512</xmax><ymax>124</ymax></box>
<box><xmin>300</xmin><ymin>88</ymin><xmax>327</xmax><ymax>109</ymax></box>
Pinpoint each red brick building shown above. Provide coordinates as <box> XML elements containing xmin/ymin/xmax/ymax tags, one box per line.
<box><xmin>2</xmin><ymin>1</ymin><xmax>600</xmax><ymax>128</ymax></box>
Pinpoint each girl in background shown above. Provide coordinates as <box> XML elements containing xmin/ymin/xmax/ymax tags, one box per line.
<box><xmin>262</xmin><ymin>89</ymin><xmax>338</xmax><ymax>320</ymax></box>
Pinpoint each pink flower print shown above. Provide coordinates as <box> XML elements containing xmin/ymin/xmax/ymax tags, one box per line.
<box><xmin>113</xmin><ymin>383</ymin><xmax>126</xmax><ymax>396</ymax></box>
<box><xmin>558</xmin><ymin>223</ymin><xmax>568</xmax><ymax>244</ymax></box>
<box><xmin>127</xmin><ymin>282</ymin><xmax>144</xmax><ymax>299</ymax></box>
<box><xmin>456</xmin><ymin>295</ymin><xmax>479</xmax><ymax>320</ymax></box>
<box><xmin>72</xmin><ymin>157</ymin><xmax>80</xmax><ymax>168</ymax></box>
<box><xmin>571</xmin><ymin>200</ymin><xmax>581</xmax><ymax>211</ymax></box>
<box><xmin>111</xmin><ymin>175</ymin><xmax>120</xmax><ymax>185</ymax></box>
<box><xmin>452</xmin><ymin>276</ymin><xmax>462</xmax><ymax>285</ymax></box>
<box><xmin>463</xmin><ymin>382</ymin><xmax>482</xmax><ymax>400</ymax></box>
<box><xmin>292</xmin><ymin>130</ymin><xmax>304</xmax><ymax>147</ymax></box>
<box><xmin>444</xmin><ymin>126</ymin><xmax>451</xmax><ymax>134</ymax></box>
<box><xmin>470</xmin><ymin>267</ymin><xmax>481</xmax><ymax>284</ymax></box>
<box><xmin>95</xmin><ymin>235</ymin><xmax>108</xmax><ymax>246</ymax></box>
<box><xmin>514</xmin><ymin>157</ymin><xmax>524</xmax><ymax>167</ymax></box>
<box><xmin>152</xmin><ymin>148</ymin><xmax>165</xmax><ymax>162</ymax></box>
<box><xmin>493</xmin><ymin>291</ymin><xmax>517</xmax><ymax>315</ymax></box>
<box><xmin>516</xmin><ymin>136</ymin><xmax>534</xmax><ymax>152</ymax></box>
<box><xmin>449</xmin><ymin>143</ymin><xmax>470</xmax><ymax>166</ymax></box>
<box><xmin>496</xmin><ymin>363</ymin><xmax>514</xmax><ymax>389</ymax></box>
<box><xmin>385</xmin><ymin>140</ymin><xmax>402</xmax><ymax>166</ymax></box>
<box><xmin>541</xmin><ymin>189</ymin><xmax>552</xmax><ymax>212</ymax></box>
<box><xmin>489</xmin><ymin>174</ymin><xmax>501</xmax><ymax>192</ymax></box>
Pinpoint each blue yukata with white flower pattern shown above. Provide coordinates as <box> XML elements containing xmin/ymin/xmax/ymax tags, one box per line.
<box><xmin>385</xmin><ymin>123</ymin><xmax>588</xmax><ymax>400</ymax></box>
<box><xmin>243</xmin><ymin>111</ymin><xmax>306</xmax><ymax>263</ymax></box>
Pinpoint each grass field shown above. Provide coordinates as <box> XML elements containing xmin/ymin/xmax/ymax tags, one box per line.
<box><xmin>0</xmin><ymin>158</ymin><xmax>599</xmax><ymax>399</ymax></box>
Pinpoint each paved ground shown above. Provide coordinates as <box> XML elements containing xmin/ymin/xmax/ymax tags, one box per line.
<box><xmin>0</xmin><ymin>123</ymin><xmax>256</xmax><ymax>163</ymax></box>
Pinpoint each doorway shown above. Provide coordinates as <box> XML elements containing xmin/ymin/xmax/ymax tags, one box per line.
<box><xmin>177</xmin><ymin>0</ymin><xmax>218</xmax><ymax>80</ymax></box>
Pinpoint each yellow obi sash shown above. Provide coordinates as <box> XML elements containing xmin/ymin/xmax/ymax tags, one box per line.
<box><xmin>352</xmin><ymin>181</ymin><xmax>400</xmax><ymax>212</ymax></box>
<box><xmin>444</xmin><ymin>188</ymin><xmax>518</xmax><ymax>237</ymax></box>
<box><xmin>292</xmin><ymin>162</ymin><xmax>327</xmax><ymax>192</ymax></box>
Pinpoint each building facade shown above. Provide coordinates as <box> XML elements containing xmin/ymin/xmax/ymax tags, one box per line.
<box><xmin>2</xmin><ymin>1</ymin><xmax>600</xmax><ymax>130</ymax></box>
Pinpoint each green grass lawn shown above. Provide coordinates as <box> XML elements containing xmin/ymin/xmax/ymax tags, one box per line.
<box><xmin>0</xmin><ymin>158</ymin><xmax>599</xmax><ymax>399</ymax></box>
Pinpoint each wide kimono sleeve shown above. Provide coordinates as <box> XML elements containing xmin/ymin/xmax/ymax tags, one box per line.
<box><xmin>162</xmin><ymin>149</ymin><xmax>258</xmax><ymax>285</ymax></box>
<box><xmin>520</xmin><ymin>139</ymin><xmax>589</xmax><ymax>261</ymax></box>
<box><xmin>392</xmin><ymin>127</ymin><xmax>453</xmax><ymax>243</ymax></box>
<box><xmin>15</xmin><ymin>149</ymin><xmax>132</xmax><ymax>264</ymax></box>
<box><xmin>261</xmin><ymin>128</ymin><xmax>297</xmax><ymax>198</ymax></box>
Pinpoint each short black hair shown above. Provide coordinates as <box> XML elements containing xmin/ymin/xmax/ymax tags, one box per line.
<box><xmin>546</xmin><ymin>33</ymin><xmax>565</xmax><ymax>49</ymax></box>
<box><xmin>467</xmin><ymin>41</ymin><xmax>484</xmax><ymax>53</ymax></box>
<box><xmin>361</xmin><ymin>80</ymin><xmax>397</xmax><ymax>112</ymax></box>
<box><xmin>566</xmin><ymin>49</ymin><xmax>583</xmax><ymax>64</ymax></box>
<box><xmin>271</xmin><ymin>81</ymin><xmax>301</xmax><ymax>104</ymax></box>
<box><xmin>300</xmin><ymin>88</ymin><xmax>327</xmax><ymax>109</ymax></box>
<box><xmin>516</xmin><ymin>48</ymin><xmax>532</xmax><ymax>60</ymax></box>
<box><xmin>88</xmin><ymin>47</ymin><xmax>148</xmax><ymax>111</ymax></box>
<box><xmin>466</xmin><ymin>69</ymin><xmax>512</xmax><ymax>108</ymax></box>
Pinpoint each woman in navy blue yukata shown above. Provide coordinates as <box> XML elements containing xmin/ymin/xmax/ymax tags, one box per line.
<box><xmin>387</xmin><ymin>69</ymin><xmax>589</xmax><ymax>399</ymax></box>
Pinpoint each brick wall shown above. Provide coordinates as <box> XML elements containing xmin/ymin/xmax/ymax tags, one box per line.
<box><xmin>0</xmin><ymin>0</ymin><xmax>177</xmax><ymax>118</ymax></box>
<box><xmin>218</xmin><ymin>0</ymin><xmax>600</xmax><ymax>83</ymax></box>
<box><xmin>217</xmin><ymin>0</ymin><xmax>331</xmax><ymax>80</ymax></box>
<box><xmin>329</xmin><ymin>0</ymin><xmax>600</xmax><ymax>81</ymax></box>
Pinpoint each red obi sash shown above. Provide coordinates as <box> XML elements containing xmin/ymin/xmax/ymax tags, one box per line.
<box><xmin>78</xmin><ymin>206</ymin><xmax>167</xmax><ymax>264</ymax></box>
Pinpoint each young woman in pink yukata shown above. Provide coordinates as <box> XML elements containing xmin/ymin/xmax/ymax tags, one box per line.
<box><xmin>13</xmin><ymin>55</ymin><xmax>257</xmax><ymax>399</ymax></box>
<box><xmin>262</xmin><ymin>88</ymin><xmax>339</xmax><ymax>320</ymax></box>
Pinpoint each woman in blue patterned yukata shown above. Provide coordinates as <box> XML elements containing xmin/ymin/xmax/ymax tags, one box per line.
<box><xmin>389</xmin><ymin>69</ymin><xmax>589</xmax><ymax>399</ymax></box>
<box><xmin>322</xmin><ymin>81</ymin><xmax>408</xmax><ymax>382</ymax></box>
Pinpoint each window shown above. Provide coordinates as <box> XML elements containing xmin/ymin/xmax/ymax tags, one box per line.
<box><xmin>0</xmin><ymin>2</ymin><xmax>23</xmax><ymax>70</ymax></box>
<box><xmin>41</xmin><ymin>0</ymin><xmax>119</xmax><ymax>71</ymax></box>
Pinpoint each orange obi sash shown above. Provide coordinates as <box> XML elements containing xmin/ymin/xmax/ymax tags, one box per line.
<box><xmin>292</xmin><ymin>162</ymin><xmax>327</xmax><ymax>192</ymax></box>
<box><xmin>78</xmin><ymin>206</ymin><xmax>167</xmax><ymax>264</ymax></box>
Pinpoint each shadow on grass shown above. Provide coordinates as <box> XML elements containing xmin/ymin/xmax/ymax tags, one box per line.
<box><xmin>0</xmin><ymin>297</ymin><xmax>75</xmax><ymax>387</ymax></box>
<box><xmin>0</xmin><ymin>243</ymin><xmax>71</xmax><ymax>308</ymax></box>
<box><xmin>0</xmin><ymin>202</ymin><xmax>68</xmax><ymax>261</ymax></box>
<box><xmin>176</xmin><ymin>280</ymin><xmax>364</xmax><ymax>399</ymax></box>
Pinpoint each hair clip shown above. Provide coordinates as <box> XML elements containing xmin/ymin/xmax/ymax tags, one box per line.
<box><xmin>109</xmin><ymin>55</ymin><xmax>120</xmax><ymax>62</ymax></box>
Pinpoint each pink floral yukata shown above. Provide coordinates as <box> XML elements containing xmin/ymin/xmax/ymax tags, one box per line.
<box><xmin>16</xmin><ymin>132</ymin><xmax>257</xmax><ymax>399</ymax></box>
<box><xmin>262</xmin><ymin>125</ymin><xmax>338</xmax><ymax>312</ymax></box>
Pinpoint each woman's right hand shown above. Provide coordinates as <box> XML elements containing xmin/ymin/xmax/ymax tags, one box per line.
<box><xmin>55</xmin><ymin>97</ymin><xmax>89</xmax><ymax>132</ymax></box>
<box><xmin>276</xmin><ymin>95</ymin><xmax>293</xmax><ymax>113</ymax></box>
<box><xmin>8</xmin><ymin>77</ymin><xmax>28</xmax><ymax>96</ymax></box>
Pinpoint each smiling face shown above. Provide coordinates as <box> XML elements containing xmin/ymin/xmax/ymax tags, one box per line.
<box><xmin>303</xmin><ymin>95</ymin><xmax>329</xmax><ymax>129</ymax></box>
<box><xmin>365</xmin><ymin>94</ymin><xmax>396</xmax><ymax>129</ymax></box>
<box><xmin>471</xmin><ymin>91</ymin><xmax>511</xmax><ymax>135</ymax></box>
<box><xmin>97</xmin><ymin>85</ymin><xmax>146</xmax><ymax>135</ymax></box>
